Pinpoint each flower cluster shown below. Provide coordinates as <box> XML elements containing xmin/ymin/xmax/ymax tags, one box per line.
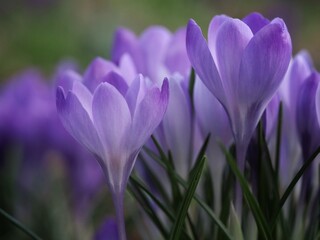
<box><xmin>1</xmin><ymin>12</ymin><xmax>320</xmax><ymax>240</ymax></box>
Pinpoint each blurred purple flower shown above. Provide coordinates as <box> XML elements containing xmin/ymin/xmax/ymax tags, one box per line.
<box><xmin>112</xmin><ymin>26</ymin><xmax>190</xmax><ymax>85</ymax></box>
<box><xmin>296</xmin><ymin>72</ymin><xmax>320</xmax><ymax>202</ymax></box>
<box><xmin>0</xmin><ymin>68</ymin><xmax>103</xmax><ymax>219</ymax></box>
<box><xmin>56</xmin><ymin>57</ymin><xmax>169</xmax><ymax>240</ymax></box>
<box><xmin>94</xmin><ymin>217</ymin><xmax>118</xmax><ymax>240</ymax></box>
<box><xmin>186</xmin><ymin>12</ymin><xmax>292</xmax><ymax>211</ymax></box>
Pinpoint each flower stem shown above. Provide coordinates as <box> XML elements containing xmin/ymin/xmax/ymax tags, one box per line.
<box><xmin>113</xmin><ymin>190</ymin><xmax>126</xmax><ymax>240</ymax></box>
<box><xmin>235</xmin><ymin>141</ymin><xmax>247</xmax><ymax>217</ymax></box>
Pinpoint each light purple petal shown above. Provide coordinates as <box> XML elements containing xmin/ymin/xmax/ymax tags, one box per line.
<box><xmin>56</xmin><ymin>87</ymin><xmax>103</xmax><ymax>157</ymax></box>
<box><xmin>242</xmin><ymin>12</ymin><xmax>270</xmax><ymax>34</ymax></box>
<box><xmin>71</xmin><ymin>81</ymin><xmax>93</xmax><ymax>116</ymax></box>
<box><xmin>194</xmin><ymin>77</ymin><xmax>232</xmax><ymax>145</ymax></box>
<box><xmin>83</xmin><ymin>57</ymin><xmax>120</xmax><ymax>92</ymax></box>
<box><xmin>118</xmin><ymin>53</ymin><xmax>137</xmax><ymax>85</ymax></box>
<box><xmin>130</xmin><ymin>78</ymin><xmax>169</xmax><ymax>150</ymax></box>
<box><xmin>215</xmin><ymin>19</ymin><xmax>253</xmax><ymax>104</ymax></box>
<box><xmin>317</xmin><ymin>84</ymin><xmax>320</xmax><ymax>128</ymax></box>
<box><xmin>139</xmin><ymin>26</ymin><xmax>171</xmax><ymax>82</ymax></box>
<box><xmin>162</xmin><ymin>76</ymin><xmax>192</xmax><ymax>177</ymax></box>
<box><xmin>164</xmin><ymin>27</ymin><xmax>190</xmax><ymax>76</ymax></box>
<box><xmin>111</xmin><ymin>27</ymin><xmax>141</xmax><ymax>70</ymax></box>
<box><xmin>103</xmin><ymin>71</ymin><xmax>129</xmax><ymax>97</ymax></box>
<box><xmin>125</xmin><ymin>74</ymin><xmax>146</xmax><ymax>117</ymax></box>
<box><xmin>238</xmin><ymin>18</ymin><xmax>292</xmax><ymax>106</ymax></box>
<box><xmin>207</xmin><ymin>15</ymin><xmax>229</xmax><ymax>62</ymax></box>
<box><xmin>55</xmin><ymin>70</ymin><xmax>82</xmax><ymax>93</ymax></box>
<box><xmin>186</xmin><ymin>19</ymin><xmax>225</xmax><ymax>104</ymax></box>
<box><xmin>92</xmin><ymin>83</ymin><xmax>131</xmax><ymax>156</ymax></box>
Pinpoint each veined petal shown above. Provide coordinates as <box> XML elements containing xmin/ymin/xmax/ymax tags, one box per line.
<box><xmin>242</xmin><ymin>12</ymin><xmax>270</xmax><ymax>34</ymax></box>
<box><xmin>186</xmin><ymin>19</ymin><xmax>225</xmax><ymax>104</ymax></box>
<box><xmin>238</xmin><ymin>18</ymin><xmax>292</xmax><ymax>106</ymax></box>
<box><xmin>83</xmin><ymin>57</ymin><xmax>120</xmax><ymax>93</ymax></box>
<box><xmin>56</xmin><ymin>87</ymin><xmax>103</xmax><ymax>157</ymax></box>
<box><xmin>130</xmin><ymin>78</ymin><xmax>169</xmax><ymax>150</ymax></box>
<box><xmin>92</xmin><ymin>83</ymin><xmax>131</xmax><ymax>155</ymax></box>
<box><xmin>139</xmin><ymin>26</ymin><xmax>171</xmax><ymax>82</ymax></box>
<box><xmin>71</xmin><ymin>81</ymin><xmax>93</xmax><ymax>117</ymax></box>
<box><xmin>207</xmin><ymin>15</ymin><xmax>229</xmax><ymax>62</ymax></box>
<box><xmin>111</xmin><ymin>27</ymin><xmax>140</xmax><ymax>69</ymax></box>
<box><xmin>215</xmin><ymin>19</ymin><xmax>253</xmax><ymax>103</ymax></box>
<box><xmin>164</xmin><ymin>27</ymin><xmax>190</xmax><ymax>76</ymax></box>
<box><xmin>125</xmin><ymin>74</ymin><xmax>146</xmax><ymax>117</ymax></box>
<box><xmin>103</xmin><ymin>71</ymin><xmax>129</xmax><ymax>97</ymax></box>
<box><xmin>162</xmin><ymin>76</ymin><xmax>192</xmax><ymax>177</ymax></box>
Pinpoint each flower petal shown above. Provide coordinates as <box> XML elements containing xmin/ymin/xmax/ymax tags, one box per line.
<box><xmin>139</xmin><ymin>26</ymin><xmax>171</xmax><ymax>83</ymax></box>
<box><xmin>162</xmin><ymin>76</ymin><xmax>192</xmax><ymax>177</ymax></box>
<box><xmin>164</xmin><ymin>27</ymin><xmax>190</xmax><ymax>76</ymax></box>
<box><xmin>103</xmin><ymin>71</ymin><xmax>129</xmax><ymax>97</ymax></box>
<box><xmin>207</xmin><ymin>15</ymin><xmax>229</xmax><ymax>61</ymax></box>
<box><xmin>83</xmin><ymin>57</ymin><xmax>120</xmax><ymax>92</ymax></box>
<box><xmin>56</xmin><ymin>87</ymin><xmax>103</xmax><ymax>157</ymax></box>
<box><xmin>215</xmin><ymin>19</ymin><xmax>253</xmax><ymax>104</ymax></box>
<box><xmin>186</xmin><ymin>19</ymin><xmax>225</xmax><ymax>104</ymax></box>
<box><xmin>111</xmin><ymin>27</ymin><xmax>141</xmax><ymax>70</ymax></box>
<box><xmin>71</xmin><ymin>80</ymin><xmax>93</xmax><ymax>117</ymax></box>
<box><xmin>242</xmin><ymin>12</ymin><xmax>270</xmax><ymax>34</ymax></box>
<box><xmin>238</xmin><ymin>18</ymin><xmax>292</xmax><ymax>106</ymax></box>
<box><xmin>130</xmin><ymin>78</ymin><xmax>169</xmax><ymax>150</ymax></box>
<box><xmin>92</xmin><ymin>82</ymin><xmax>131</xmax><ymax>155</ymax></box>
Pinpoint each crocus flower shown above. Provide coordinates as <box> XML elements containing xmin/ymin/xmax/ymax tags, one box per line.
<box><xmin>112</xmin><ymin>26</ymin><xmax>190</xmax><ymax>85</ymax></box>
<box><xmin>56</xmin><ymin>58</ymin><xmax>169</xmax><ymax>240</ymax></box>
<box><xmin>186</xmin><ymin>12</ymin><xmax>292</xmax><ymax>211</ymax></box>
<box><xmin>296</xmin><ymin>72</ymin><xmax>320</xmax><ymax>202</ymax></box>
<box><xmin>0</xmin><ymin>68</ymin><xmax>104</xmax><ymax>220</ymax></box>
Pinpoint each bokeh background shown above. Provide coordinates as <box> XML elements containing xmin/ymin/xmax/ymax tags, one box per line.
<box><xmin>0</xmin><ymin>0</ymin><xmax>320</xmax><ymax>239</ymax></box>
<box><xmin>1</xmin><ymin>0</ymin><xmax>320</xmax><ymax>80</ymax></box>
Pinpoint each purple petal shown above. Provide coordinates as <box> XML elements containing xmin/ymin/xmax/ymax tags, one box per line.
<box><xmin>238</xmin><ymin>18</ymin><xmax>292</xmax><ymax>106</ymax></box>
<box><xmin>55</xmin><ymin>70</ymin><xmax>82</xmax><ymax>93</ymax></box>
<box><xmin>56</xmin><ymin>87</ymin><xmax>103</xmax><ymax>157</ymax></box>
<box><xmin>186</xmin><ymin>19</ymin><xmax>225</xmax><ymax>104</ymax></box>
<box><xmin>162</xmin><ymin>76</ymin><xmax>192</xmax><ymax>177</ymax></box>
<box><xmin>125</xmin><ymin>74</ymin><xmax>146</xmax><ymax>117</ymax></box>
<box><xmin>103</xmin><ymin>71</ymin><xmax>129</xmax><ymax>97</ymax></box>
<box><xmin>118</xmin><ymin>53</ymin><xmax>137</xmax><ymax>85</ymax></box>
<box><xmin>130</xmin><ymin>78</ymin><xmax>169</xmax><ymax>150</ymax></box>
<box><xmin>92</xmin><ymin>83</ymin><xmax>131</xmax><ymax>156</ymax></box>
<box><xmin>83</xmin><ymin>57</ymin><xmax>120</xmax><ymax>92</ymax></box>
<box><xmin>71</xmin><ymin>81</ymin><xmax>93</xmax><ymax>116</ymax></box>
<box><xmin>207</xmin><ymin>15</ymin><xmax>229</xmax><ymax>61</ymax></box>
<box><xmin>242</xmin><ymin>12</ymin><xmax>270</xmax><ymax>34</ymax></box>
<box><xmin>317</xmin><ymin>84</ymin><xmax>320</xmax><ymax>128</ymax></box>
<box><xmin>215</xmin><ymin>19</ymin><xmax>253</xmax><ymax>103</ymax></box>
<box><xmin>139</xmin><ymin>26</ymin><xmax>171</xmax><ymax>82</ymax></box>
<box><xmin>164</xmin><ymin>27</ymin><xmax>190</xmax><ymax>76</ymax></box>
<box><xmin>111</xmin><ymin>27</ymin><xmax>141</xmax><ymax>70</ymax></box>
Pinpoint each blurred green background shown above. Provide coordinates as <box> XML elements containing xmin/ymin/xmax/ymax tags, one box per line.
<box><xmin>0</xmin><ymin>0</ymin><xmax>320</xmax><ymax>80</ymax></box>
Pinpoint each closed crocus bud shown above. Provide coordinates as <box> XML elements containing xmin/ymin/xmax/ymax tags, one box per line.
<box><xmin>296</xmin><ymin>72</ymin><xmax>320</xmax><ymax>203</ymax></box>
<box><xmin>186</xmin><ymin>12</ymin><xmax>292</xmax><ymax>212</ymax></box>
<box><xmin>194</xmin><ymin>76</ymin><xmax>232</xmax><ymax>211</ymax></box>
<box><xmin>56</xmin><ymin>59</ymin><xmax>169</xmax><ymax>240</ymax></box>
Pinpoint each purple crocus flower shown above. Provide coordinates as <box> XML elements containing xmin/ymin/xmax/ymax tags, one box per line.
<box><xmin>56</xmin><ymin>58</ymin><xmax>169</xmax><ymax>240</ymax></box>
<box><xmin>112</xmin><ymin>26</ymin><xmax>190</xmax><ymax>85</ymax></box>
<box><xmin>186</xmin><ymin>12</ymin><xmax>292</xmax><ymax>211</ymax></box>
<box><xmin>296</xmin><ymin>72</ymin><xmax>320</xmax><ymax>202</ymax></box>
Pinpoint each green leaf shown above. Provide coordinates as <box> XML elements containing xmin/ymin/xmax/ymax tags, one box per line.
<box><xmin>169</xmin><ymin>156</ymin><xmax>206</xmax><ymax>240</ymax></box>
<box><xmin>229</xmin><ymin>204</ymin><xmax>244</xmax><ymax>240</ymax></box>
<box><xmin>0</xmin><ymin>207</ymin><xmax>42</xmax><ymax>240</ymax></box>
<box><xmin>271</xmin><ymin>145</ymin><xmax>320</xmax><ymax>230</ymax></box>
<box><xmin>220</xmin><ymin>143</ymin><xmax>273</xmax><ymax>240</ymax></box>
<box><xmin>144</xmin><ymin>138</ymin><xmax>234</xmax><ymax>240</ymax></box>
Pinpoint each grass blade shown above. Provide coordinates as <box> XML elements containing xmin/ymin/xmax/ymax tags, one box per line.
<box><xmin>169</xmin><ymin>156</ymin><xmax>206</xmax><ymax>240</ymax></box>
<box><xmin>0</xmin><ymin>207</ymin><xmax>42</xmax><ymax>240</ymax></box>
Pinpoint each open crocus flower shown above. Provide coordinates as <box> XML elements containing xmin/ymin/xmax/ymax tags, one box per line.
<box><xmin>186</xmin><ymin>12</ymin><xmax>292</xmax><ymax>211</ymax></box>
<box><xmin>56</xmin><ymin>59</ymin><xmax>169</xmax><ymax>240</ymax></box>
